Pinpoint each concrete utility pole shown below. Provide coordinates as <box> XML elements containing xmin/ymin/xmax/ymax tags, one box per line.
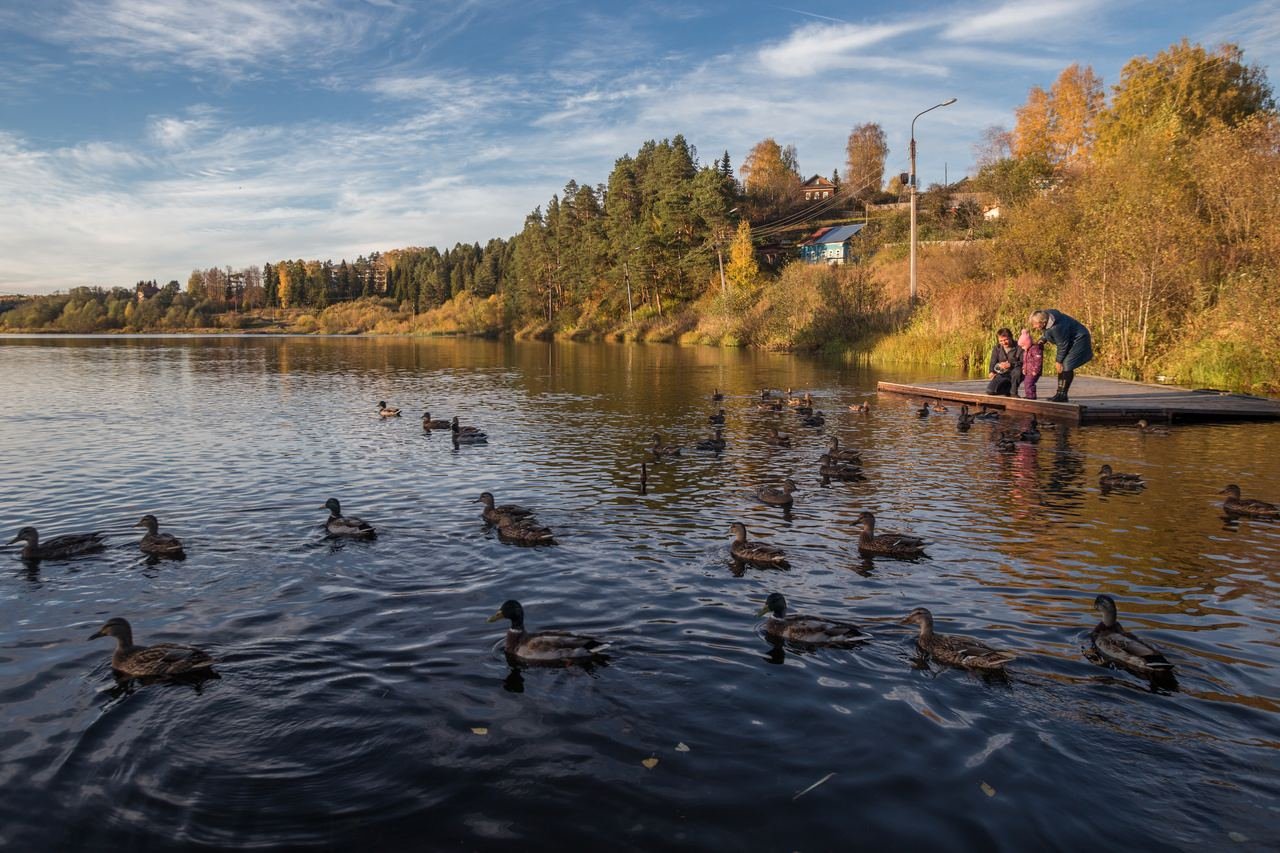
<box><xmin>909</xmin><ymin>98</ymin><xmax>956</xmax><ymax>307</ymax></box>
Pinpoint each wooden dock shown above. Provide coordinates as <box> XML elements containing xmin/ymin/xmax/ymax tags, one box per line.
<box><xmin>876</xmin><ymin>376</ymin><xmax>1280</xmax><ymax>424</ymax></box>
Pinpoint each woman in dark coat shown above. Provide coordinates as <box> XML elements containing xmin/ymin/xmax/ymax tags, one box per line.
<box><xmin>1029</xmin><ymin>309</ymin><xmax>1093</xmax><ymax>402</ymax></box>
<box><xmin>986</xmin><ymin>327</ymin><xmax>1022</xmax><ymax>396</ymax></box>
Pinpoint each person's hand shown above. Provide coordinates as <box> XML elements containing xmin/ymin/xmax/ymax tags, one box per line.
<box><xmin>998</xmin><ymin>361</ymin><xmax>1010</xmax><ymax>370</ymax></box>
<box><xmin>1055</xmin><ymin>361</ymin><xmax>1064</xmax><ymax>372</ymax></box>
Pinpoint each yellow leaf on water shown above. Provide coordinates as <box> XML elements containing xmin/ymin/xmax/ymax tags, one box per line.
<box><xmin>980</xmin><ymin>782</ymin><xmax>996</xmax><ymax>798</ymax></box>
<box><xmin>471</xmin><ymin>727</ymin><xmax>488</xmax><ymax>736</ymax></box>
<box><xmin>642</xmin><ymin>757</ymin><xmax>659</xmax><ymax>770</ymax></box>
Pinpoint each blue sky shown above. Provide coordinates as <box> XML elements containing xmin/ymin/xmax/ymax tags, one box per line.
<box><xmin>1</xmin><ymin>0</ymin><xmax>1276</xmax><ymax>294</ymax></box>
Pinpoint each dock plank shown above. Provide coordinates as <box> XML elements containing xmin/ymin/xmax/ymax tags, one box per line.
<box><xmin>877</xmin><ymin>376</ymin><xmax>1280</xmax><ymax>424</ymax></box>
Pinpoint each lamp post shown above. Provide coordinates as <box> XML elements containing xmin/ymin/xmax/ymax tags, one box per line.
<box><xmin>909</xmin><ymin>98</ymin><xmax>956</xmax><ymax>307</ymax></box>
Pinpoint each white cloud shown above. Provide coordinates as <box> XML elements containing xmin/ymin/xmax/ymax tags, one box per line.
<box><xmin>757</xmin><ymin>20</ymin><xmax>931</xmax><ymax>77</ymax></box>
<box><xmin>1205</xmin><ymin>0</ymin><xmax>1280</xmax><ymax>73</ymax></box>
<box><xmin>944</xmin><ymin>0</ymin><xmax>1103</xmax><ymax>43</ymax></box>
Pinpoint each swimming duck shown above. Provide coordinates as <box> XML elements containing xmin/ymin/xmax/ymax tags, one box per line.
<box><xmin>475</xmin><ymin>492</ymin><xmax>535</xmax><ymax>525</ymax></box>
<box><xmin>760</xmin><ymin>388</ymin><xmax>776</xmax><ymax>399</ymax></box>
<box><xmin>757</xmin><ymin>593</ymin><xmax>870</xmax><ymax>645</ymax></box>
<box><xmin>1089</xmin><ymin>595</ymin><xmax>1174</xmax><ymax>677</ymax></box>
<box><xmin>378</xmin><ymin>401</ymin><xmax>402</xmax><ymax>418</ymax></box>
<box><xmin>757</xmin><ymin>478</ymin><xmax>798</xmax><ymax>508</ymax></box>
<box><xmin>916</xmin><ymin>401</ymin><xmax>930</xmax><ymax>417</ymax></box>
<box><xmin>1218</xmin><ymin>484</ymin><xmax>1279</xmax><ymax>518</ymax></box>
<box><xmin>322</xmin><ymin>498</ymin><xmax>376</xmax><ymax>538</ymax></box>
<box><xmin>694</xmin><ymin>428</ymin><xmax>726</xmax><ymax>452</ymax></box>
<box><xmin>709</xmin><ymin>408</ymin><xmax>726</xmax><ymax>425</ymax></box>
<box><xmin>930</xmin><ymin>401</ymin><xmax>949</xmax><ymax>413</ymax></box>
<box><xmin>973</xmin><ymin>407</ymin><xmax>1000</xmax><ymax>421</ymax></box>
<box><xmin>1135</xmin><ymin>419</ymin><xmax>1170</xmax><ymax>435</ymax></box>
<box><xmin>854</xmin><ymin>511</ymin><xmax>926</xmax><ymax>558</ymax></box>
<box><xmin>764</xmin><ymin>427</ymin><xmax>792</xmax><ymax>447</ymax></box>
<box><xmin>758</xmin><ymin>399</ymin><xmax>784</xmax><ymax>412</ymax></box>
<box><xmin>827</xmin><ymin>435</ymin><xmax>862</xmax><ymax>463</ymax></box>
<box><xmin>793</xmin><ymin>394</ymin><xmax>814</xmax><ymax>416</ymax></box>
<box><xmin>135</xmin><ymin>514</ymin><xmax>184</xmax><ymax>557</ymax></box>
<box><xmin>451</xmin><ymin>416</ymin><xmax>488</xmax><ymax>444</ymax></box>
<box><xmin>422</xmin><ymin>412</ymin><xmax>450</xmax><ymax>430</ymax></box>
<box><xmin>497</xmin><ymin>514</ymin><xmax>555</xmax><ymax>545</ymax></box>
<box><xmin>1098</xmin><ymin>465</ymin><xmax>1144</xmax><ymax>489</ymax></box>
<box><xmin>848</xmin><ymin>401</ymin><xmax>870</xmax><ymax>414</ymax></box>
<box><xmin>89</xmin><ymin>617</ymin><xmax>215</xmax><ymax>678</ymax></box>
<box><xmin>801</xmin><ymin>410</ymin><xmax>826</xmax><ymax>428</ymax></box>
<box><xmin>487</xmin><ymin>600</ymin><xmax>608</xmax><ymax>663</ymax></box>
<box><xmin>818</xmin><ymin>454</ymin><xmax>864</xmax><ymax>481</ymax></box>
<box><xmin>995</xmin><ymin>437</ymin><xmax>1018</xmax><ymax>453</ymax></box>
<box><xmin>901</xmin><ymin>607</ymin><xmax>1015</xmax><ymax>671</ymax></box>
<box><xmin>650</xmin><ymin>432</ymin><xmax>682</xmax><ymax>459</ymax></box>
<box><xmin>729</xmin><ymin>522</ymin><xmax>790</xmax><ymax>569</ymax></box>
<box><xmin>712</xmin><ymin>388</ymin><xmax>724</xmax><ymax>402</ymax></box>
<box><xmin>956</xmin><ymin>404</ymin><xmax>975</xmax><ymax>432</ymax></box>
<box><xmin>8</xmin><ymin>526</ymin><xmax>105</xmax><ymax>562</ymax></box>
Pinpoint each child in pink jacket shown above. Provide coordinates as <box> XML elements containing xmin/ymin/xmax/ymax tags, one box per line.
<box><xmin>1018</xmin><ymin>328</ymin><xmax>1044</xmax><ymax>399</ymax></box>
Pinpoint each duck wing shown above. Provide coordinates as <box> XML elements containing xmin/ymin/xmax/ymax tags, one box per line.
<box><xmin>773</xmin><ymin>615</ymin><xmax>869</xmax><ymax>644</ymax></box>
<box><xmin>328</xmin><ymin>516</ymin><xmax>376</xmax><ymax>538</ymax></box>
<box><xmin>41</xmin><ymin>532</ymin><xmax>107</xmax><ymax>559</ymax></box>
<box><xmin>732</xmin><ymin>541</ymin><xmax>790</xmax><ymax>568</ymax></box>
<box><xmin>516</xmin><ymin>630</ymin><xmax>608</xmax><ymax>662</ymax></box>
<box><xmin>141</xmin><ymin>532</ymin><xmax>185</xmax><ymax>555</ymax></box>
<box><xmin>120</xmin><ymin>643</ymin><xmax>214</xmax><ymax>677</ymax></box>
<box><xmin>1228</xmin><ymin>498</ymin><xmax>1280</xmax><ymax>518</ymax></box>
<box><xmin>931</xmin><ymin>634</ymin><xmax>1014</xmax><ymax>670</ymax></box>
<box><xmin>1092</xmin><ymin>626</ymin><xmax>1172</xmax><ymax>673</ymax></box>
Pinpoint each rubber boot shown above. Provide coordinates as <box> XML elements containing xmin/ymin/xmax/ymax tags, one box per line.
<box><xmin>1049</xmin><ymin>370</ymin><xmax>1073</xmax><ymax>403</ymax></box>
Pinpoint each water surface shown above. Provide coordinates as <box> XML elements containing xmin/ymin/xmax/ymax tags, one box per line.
<box><xmin>1</xmin><ymin>335</ymin><xmax>1277</xmax><ymax>850</ymax></box>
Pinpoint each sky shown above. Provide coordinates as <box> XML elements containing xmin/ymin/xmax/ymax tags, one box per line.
<box><xmin>1</xmin><ymin>0</ymin><xmax>1276</xmax><ymax>294</ymax></box>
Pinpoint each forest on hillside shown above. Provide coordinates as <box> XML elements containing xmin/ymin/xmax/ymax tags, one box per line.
<box><xmin>3</xmin><ymin>39</ymin><xmax>1277</xmax><ymax>392</ymax></box>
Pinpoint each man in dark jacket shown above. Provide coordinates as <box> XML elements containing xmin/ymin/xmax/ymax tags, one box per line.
<box><xmin>1030</xmin><ymin>309</ymin><xmax>1093</xmax><ymax>402</ymax></box>
<box><xmin>986</xmin><ymin>327</ymin><xmax>1022</xmax><ymax>396</ymax></box>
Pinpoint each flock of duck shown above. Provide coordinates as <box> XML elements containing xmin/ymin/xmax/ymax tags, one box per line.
<box><xmin>8</xmin><ymin>388</ymin><xmax>1279</xmax><ymax>683</ymax></box>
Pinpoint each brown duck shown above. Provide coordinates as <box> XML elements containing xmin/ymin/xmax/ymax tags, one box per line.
<box><xmin>89</xmin><ymin>617</ymin><xmax>215</xmax><ymax>678</ymax></box>
<box><xmin>729</xmin><ymin>522</ymin><xmax>790</xmax><ymax>569</ymax></box>
<box><xmin>136</xmin><ymin>514</ymin><xmax>184</xmax><ymax>557</ymax></box>
<box><xmin>1219</xmin><ymin>484</ymin><xmax>1279</xmax><ymax>518</ymax></box>
<box><xmin>1089</xmin><ymin>595</ymin><xmax>1174</xmax><ymax>677</ymax></box>
<box><xmin>854</xmin><ymin>511</ymin><xmax>925</xmax><ymax>558</ymax></box>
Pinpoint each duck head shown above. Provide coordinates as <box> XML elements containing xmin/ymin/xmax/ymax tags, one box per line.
<box><xmin>8</xmin><ymin>526</ymin><xmax>38</xmax><ymax>546</ymax></box>
<box><xmin>900</xmin><ymin>607</ymin><xmax>934</xmax><ymax>630</ymax></box>
<box><xmin>1093</xmin><ymin>594</ymin><xmax>1119</xmax><ymax>626</ymax></box>
<box><xmin>1218</xmin><ymin>484</ymin><xmax>1242</xmax><ymax>499</ymax></box>
<box><xmin>1098</xmin><ymin>465</ymin><xmax>1113</xmax><ymax>476</ymax></box>
<box><xmin>89</xmin><ymin>617</ymin><xmax>133</xmax><ymax>644</ymax></box>
<box><xmin>854</xmin><ymin>511</ymin><xmax>877</xmax><ymax>532</ymax></box>
<box><xmin>475</xmin><ymin>492</ymin><xmax>497</xmax><ymax>508</ymax></box>
<box><xmin>729</xmin><ymin>521</ymin><xmax>748</xmax><ymax>542</ymax></box>
<box><xmin>757</xmin><ymin>592</ymin><xmax>787</xmax><ymax>617</ymax></box>
<box><xmin>135</xmin><ymin>514</ymin><xmax>160</xmax><ymax>533</ymax></box>
<box><xmin>487</xmin><ymin>599</ymin><xmax>525</xmax><ymax>629</ymax></box>
<box><xmin>322</xmin><ymin>498</ymin><xmax>342</xmax><ymax>517</ymax></box>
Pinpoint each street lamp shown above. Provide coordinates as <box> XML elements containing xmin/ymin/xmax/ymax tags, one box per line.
<box><xmin>909</xmin><ymin>98</ymin><xmax>956</xmax><ymax>307</ymax></box>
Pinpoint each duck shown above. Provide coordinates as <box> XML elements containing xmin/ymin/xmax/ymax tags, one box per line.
<box><xmin>475</xmin><ymin>492</ymin><xmax>535</xmax><ymax>525</ymax></box>
<box><xmin>7</xmin><ymin>526</ymin><xmax>105</xmax><ymax>562</ymax></box>
<box><xmin>89</xmin><ymin>617</ymin><xmax>215</xmax><ymax>678</ymax></box>
<box><xmin>421</xmin><ymin>412</ymin><xmax>451</xmax><ymax>430</ymax></box>
<box><xmin>1218</xmin><ymin>484</ymin><xmax>1279</xmax><ymax>518</ymax></box>
<box><xmin>694</xmin><ymin>428</ymin><xmax>726</xmax><ymax>452</ymax></box>
<box><xmin>1098</xmin><ymin>465</ymin><xmax>1145</xmax><ymax>489</ymax></box>
<box><xmin>758</xmin><ymin>399</ymin><xmax>784</xmax><ymax>412</ymax></box>
<box><xmin>729</xmin><ymin>522</ymin><xmax>790</xmax><ymax>569</ymax></box>
<box><xmin>135</xmin><ymin>514</ymin><xmax>184</xmax><ymax>557</ymax></box>
<box><xmin>709</xmin><ymin>408</ymin><xmax>726</xmax><ymax>425</ymax></box>
<box><xmin>712</xmin><ymin>388</ymin><xmax>724</xmax><ymax>402</ymax></box>
<box><xmin>901</xmin><ymin>607</ymin><xmax>1015</xmax><ymax>671</ymax></box>
<box><xmin>818</xmin><ymin>454</ymin><xmax>864</xmax><ymax>481</ymax></box>
<box><xmin>996</xmin><ymin>437</ymin><xmax>1018</xmax><ymax>453</ymax></box>
<box><xmin>801</xmin><ymin>410</ymin><xmax>825</xmax><ymax>428</ymax></box>
<box><xmin>377</xmin><ymin>401</ymin><xmax>402</xmax><ymax>418</ymax></box>
<box><xmin>757</xmin><ymin>593</ymin><xmax>870</xmax><ymax>645</ymax></box>
<box><xmin>1017</xmin><ymin>416</ymin><xmax>1041</xmax><ymax>442</ymax></box>
<box><xmin>496</xmin><ymin>514</ymin><xmax>555</xmax><ymax>546</ymax></box>
<box><xmin>757</xmin><ymin>478</ymin><xmax>798</xmax><ymax>508</ymax></box>
<box><xmin>793</xmin><ymin>394</ymin><xmax>815</xmax><ymax>416</ymax></box>
<box><xmin>854</xmin><ymin>511</ymin><xmax>926</xmax><ymax>558</ymax></box>
<box><xmin>956</xmin><ymin>404</ymin><xmax>975</xmax><ymax>432</ymax></box>
<box><xmin>764</xmin><ymin>427</ymin><xmax>792</xmax><ymax>447</ymax></box>
<box><xmin>848</xmin><ymin>401</ymin><xmax>870</xmax><ymax>414</ymax></box>
<box><xmin>650</xmin><ymin>432</ymin><xmax>682</xmax><ymax>459</ymax></box>
<box><xmin>930</xmin><ymin>401</ymin><xmax>949</xmax><ymax>413</ymax></box>
<box><xmin>916</xmin><ymin>401</ymin><xmax>930</xmax><ymax>418</ymax></box>
<box><xmin>826</xmin><ymin>435</ymin><xmax>862</xmax><ymax>463</ymax></box>
<box><xmin>973</xmin><ymin>407</ymin><xmax>1000</xmax><ymax>421</ymax></box>
<box><xmin>1089</xmin><ymin>595</ymin><xmax>1174</xmax><ymax>677</ymax></box>
<box><xmin>451</xmin><ymin>416</ymin><xmax>488</xmax><ymax>444</ymax></box>
<box><xmin>759</xmin><ymin>388</ymin><xmax>776</xmax><ymax>399</ymax></box>
<box><xmin>1135</xmin><ymin>419</ymin><xmax>1170</xmax><ymax>435</ymax></box>
<box><xmin>322</xmin><ymin>498</ymin><xmax>376</xmax><ymax>538</ymax></box>
<box><xmin>487</xmin><ymin>600</ymin><xmax>608</xmax><ymax>663</ymax></box>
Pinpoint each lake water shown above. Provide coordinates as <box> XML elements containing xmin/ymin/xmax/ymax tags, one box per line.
<box><xmin>1</xmin><ymin>335</ymin><xmax>1278</xmax><ymax>851</ymax></box>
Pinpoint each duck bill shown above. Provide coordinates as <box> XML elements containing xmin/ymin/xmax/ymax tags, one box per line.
<box><xmin>755</xmin><ymin>605</ymin><xmax>771</xmax><ymax>617</ymax></box>
<box><xmin>486</xmin><ymin>611</ymin><xmax>504</xmax><ymax>623</ymax></box>
<box><xmin>87</xmin><ymin>628</ymin><xmax>104</xmax><ymax>640</ymax></box>
<box><xmin>6</xmin><ymin>535</ymin><xmax>19</xmax><ymax>545</ymax></box>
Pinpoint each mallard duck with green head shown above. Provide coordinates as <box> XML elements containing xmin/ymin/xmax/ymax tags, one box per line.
<box><xmin>422</xmin><ymin>412</ymin><xmax>450</xmax><ymax>430</ymax></box>
<box><xmin>451</xmin><ymin>416</ymin><xmax>488</xmax><ymax>444</ymax></box>
<box><xmin>901</xmin><ymin>607</ymin><xmax>1014</xmax><ymax>671</ymax></box>
<box><xmin>8</xmin><ymin>526</ymin><xmax>105</xmax><ymax>561</ymax></box>
<box><xmin>378</xmin><ymin>401</ymin><xmax>402</xmax><ymax>418</ymax></box>
<box><xmin>757</xmin><ymin>478</ymin><xmax>798</xmax><ymax>508</ymax></box>
<box><xmin>757</xmin><ymin>593</ymin><xmax>870</xmax><ymax>645</ymax></box>
<box><xmin>322</xmin><ymin>498</ymin><xmax>376</xmax><ymax>538</ymax></box>
<box><xmin>1098</xmin><ymin>465</ymin><xmax>1144</xmax><ymax>490</ymax></box>
<box><xmin>487</xmin><ymin>600</ymin><xmax>608</xmax><ymax>663</ymax></box>
<box><xmin>475</xmin><ymin>492</ymin><xmax>535</xmax><ymax>525</ymax></box>
<box><xmin>1089</xmin><ymin>595</ymin><xmax>1174</xmax><ymax>677</ymax></box>
<box><xmin>709</xmin><ymin>408</ymin><xmax>726</xmax><ymax>425</ymax></box>
<box><xmin>1018</xmin><ymin>417</ymin><xmax>1041</xmax><ymax>443</ymax></box>
<box><xmin>854</xmin><ymin>512</ymin><xmax>926</xmax><ymax>558</ymax></box>
<box><xmin>1218</xmin><ymin>484</ymin><xmax>1279</xmax><ymax>518</ymax></box>
<box><xmin>89</xmin><ymin>617</ymin><xmax>215</xmax><ymax>678</ymax></box>
<box><xmin>729</xmin><ymin>522</ymin><xmax>790</xmax><ymax>569</ymax></box>
<box><xmin>801</xmin><ymin>410</ymin><xmax>825</xmax><ymax>428</ymax></box>
<box><xmin>135</xmin><ymin>514</ymin><xmax>184</xmax><ymax>557</ymax></box>
<box><xmin>497</xmin><ymin>514</ymin><xmax>555</xmax><ymax>545</ymax></box>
